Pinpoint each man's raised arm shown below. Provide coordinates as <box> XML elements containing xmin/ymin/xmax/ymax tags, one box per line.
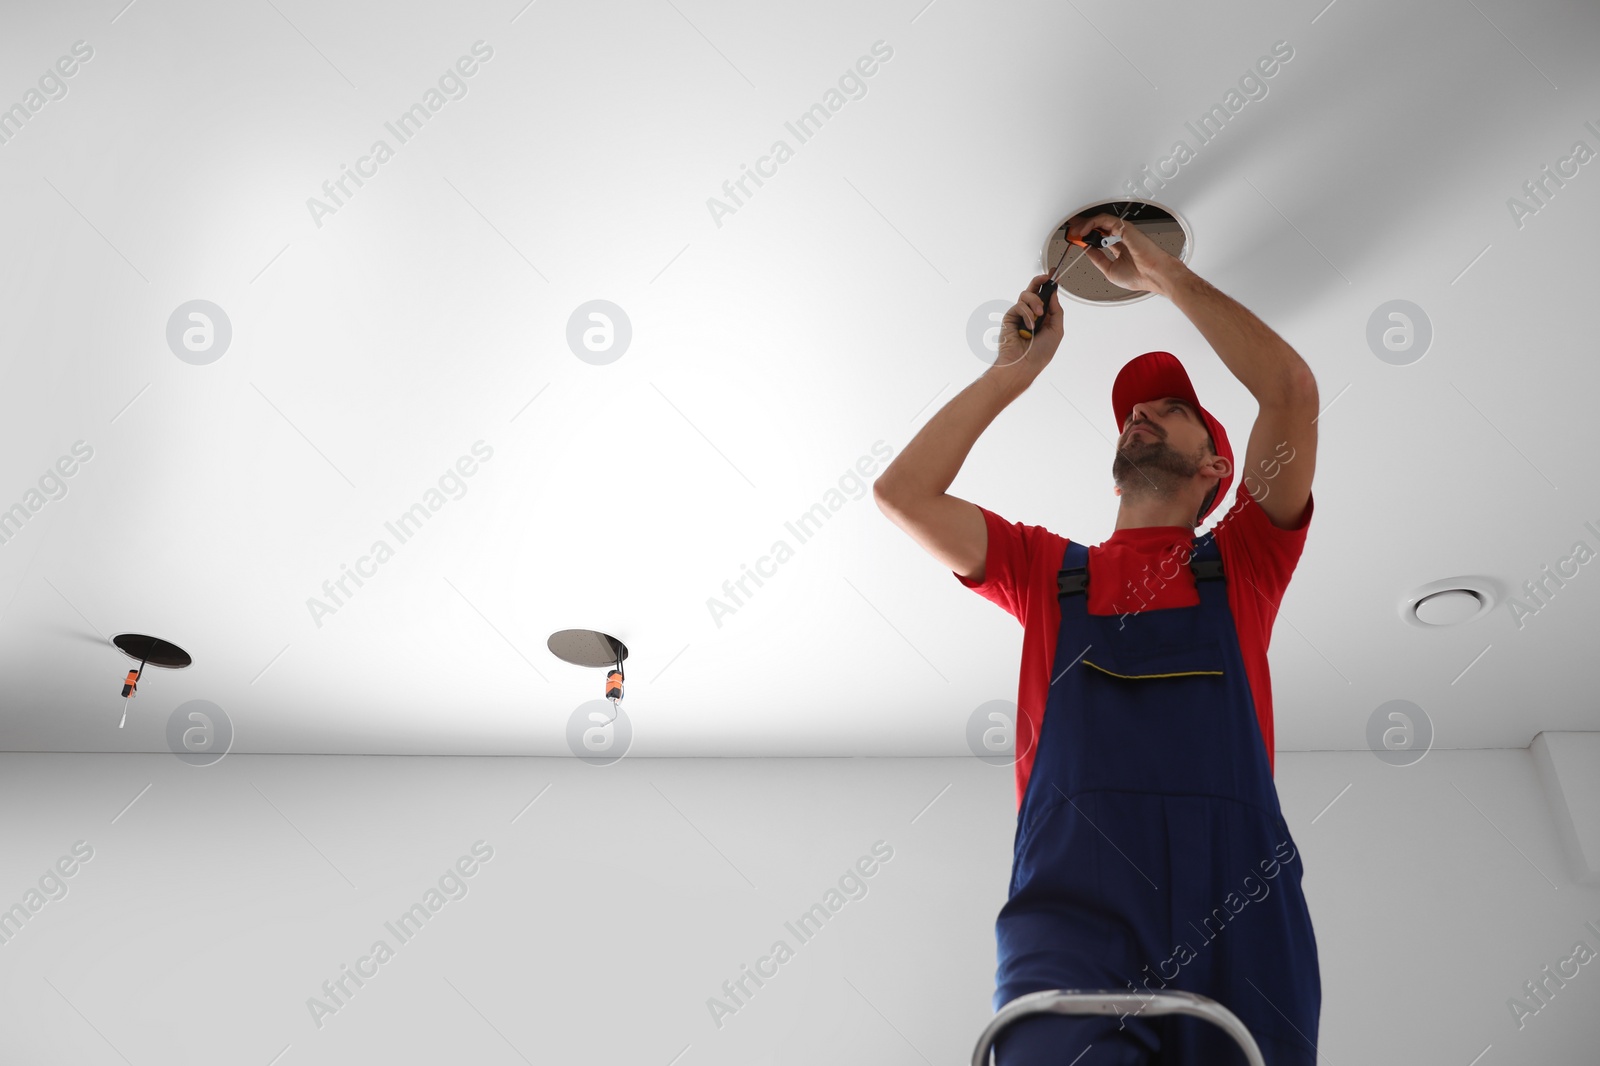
<box><xmin>1065</xmin><ymin>213</ymin><xmax>1319</xmax><ymax>528</ymax></box>
<box><xmin>874</xmin><ymin>276</ymin><xmax>1066</xmax><ymax>583</ymax></box>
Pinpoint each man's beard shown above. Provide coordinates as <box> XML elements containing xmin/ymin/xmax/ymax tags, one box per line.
<box><xmin>1112</xmin><ymin>435</ymin><xmax>1203</xmax><ymax>502</ymax></box>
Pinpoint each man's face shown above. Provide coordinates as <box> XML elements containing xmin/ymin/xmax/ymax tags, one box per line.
<box><xmin>1112</xmin><ymin>396</ymin><xmax>1212</xmax><ymax>494</ymax></box>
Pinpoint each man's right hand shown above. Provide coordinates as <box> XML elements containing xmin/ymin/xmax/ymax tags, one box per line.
<box><xmin>994</xmin><ymin>274</ymin><xmax>1063</xmax><ymax>376</ymax></box>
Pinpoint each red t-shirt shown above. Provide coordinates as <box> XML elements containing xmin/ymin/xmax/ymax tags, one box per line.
<box><xmin>955</xmin><ymin>490</ymin><xmax>1314</xmax><ymax>811</ymax></box>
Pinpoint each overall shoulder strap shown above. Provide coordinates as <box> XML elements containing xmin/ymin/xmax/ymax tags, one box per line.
<box><xmin>1058</xmin><ymin>535</ymin><xmax>1224</xmax><ymax>598</ymax></box>
<box><xmin>1056</xmin><ymin>540</ymin><xmax>1091</xmax><ymax>598</ymax></box>
<box><xmin>1190</xmin><ymin>531</ymin><xmax>1225</xmax><ymax>583</ymax></box>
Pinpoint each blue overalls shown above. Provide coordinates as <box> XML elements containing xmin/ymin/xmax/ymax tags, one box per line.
<box><xmin>992</xmin><ymin>532</ymin><xmax>1322</xmax><ymax>1066</ymax></box>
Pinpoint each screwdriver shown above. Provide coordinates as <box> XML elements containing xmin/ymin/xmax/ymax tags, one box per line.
<box><xmin>1017</xmin><ymin>229</ymin><xmax>1123</xmax><ymax>340</ymax></box>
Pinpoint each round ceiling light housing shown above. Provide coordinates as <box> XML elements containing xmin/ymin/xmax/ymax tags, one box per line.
<box><xmin>1399</xmin><ymin>577</ymin><xmax>1499</xmax><ymax>629</ymax></box>
<box><xmin>1041</xmin><ymin>198</ymin><xmax>1193</xmax><ymax>306</ymax></box>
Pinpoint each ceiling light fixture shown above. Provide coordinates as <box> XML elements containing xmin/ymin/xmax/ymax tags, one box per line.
<box><xmin>111</xmin><ymin>634</ymin><xmax>192</xmax><ymax>728</ymax></box>
<box><xmin>1040</xmin><ymin>197</ymin><xmax>1193</xmax><ymax>306</ymax></box>
<box><xmin>1399</xmin><ymin>578</ymin><xmax>1498</xmax><ymax>629</ymax></box>
<box><xmin>548</xmin><ymin>628</ymin><xmax>630</xmax><ymax>710</ymax></box>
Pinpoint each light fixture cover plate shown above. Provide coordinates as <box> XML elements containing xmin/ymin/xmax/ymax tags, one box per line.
<box><xmin>111</xmin><ymin>633</ymin><xmax>192</xmax><ymax>668</ymax></box>
<box><xmin>548</xmin><ymin>629</ymin><xmax>628</xmax><ymax>667</ymax></box>
<box><xmin>1414</xmin><ymin>589</ymin><xmax>1483</xmax><ymax>626</ymax></box>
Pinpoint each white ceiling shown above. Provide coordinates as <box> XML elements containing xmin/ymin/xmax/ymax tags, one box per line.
<box><xmin>2</xmin><ymin>0</ymin><xmax>1597</xmax><ymax>757</ymax></box>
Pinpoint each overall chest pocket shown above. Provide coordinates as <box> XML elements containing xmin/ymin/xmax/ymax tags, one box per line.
<box><xmin>1080</xmin><ymin>634</ymin><xmax>1226</xmax><ymax>680</ymax></box>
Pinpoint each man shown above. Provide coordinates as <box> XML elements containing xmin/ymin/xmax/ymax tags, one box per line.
<box><xmin>874</xmin><ymin>213</ymin><xmax>1322</xmax><ymax>1065</ymax></box>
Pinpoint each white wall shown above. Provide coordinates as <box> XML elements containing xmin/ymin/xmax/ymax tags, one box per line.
<box><xmin>2</xmin><ymin>747</ymin><xmax>1597</xmax><ymax>1064</ymax></box>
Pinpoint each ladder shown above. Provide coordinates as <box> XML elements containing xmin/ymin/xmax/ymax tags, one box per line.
<box><xmin>970</xmin><ymin>989</ymin><xmax>1266</xmax><ymax>1066</ymax></box>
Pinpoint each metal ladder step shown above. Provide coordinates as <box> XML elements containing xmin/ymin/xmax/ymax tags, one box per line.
<box><xmin>971</xmin><ymin>989</ymin><xmax>1266</xmax><ymax>1066</ymax></box>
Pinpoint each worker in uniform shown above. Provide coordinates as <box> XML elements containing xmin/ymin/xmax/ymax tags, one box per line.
<box><xmin>874</xmin><ymin>213</ymin><xmax>1322</xmax><ymax>1065</ymax></box>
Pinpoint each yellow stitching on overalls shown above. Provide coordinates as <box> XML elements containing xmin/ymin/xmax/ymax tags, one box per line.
<box><xmin>1082</xmin><ymin>660</ymin><xmax>1223</xmax><ymax>679</ymax></box>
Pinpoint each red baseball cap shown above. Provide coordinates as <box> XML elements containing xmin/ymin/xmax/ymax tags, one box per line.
<box><xmin>1112</xmin><ymin>351</ymin><xmax>1233</xmax><ymax>522</ymax></box>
